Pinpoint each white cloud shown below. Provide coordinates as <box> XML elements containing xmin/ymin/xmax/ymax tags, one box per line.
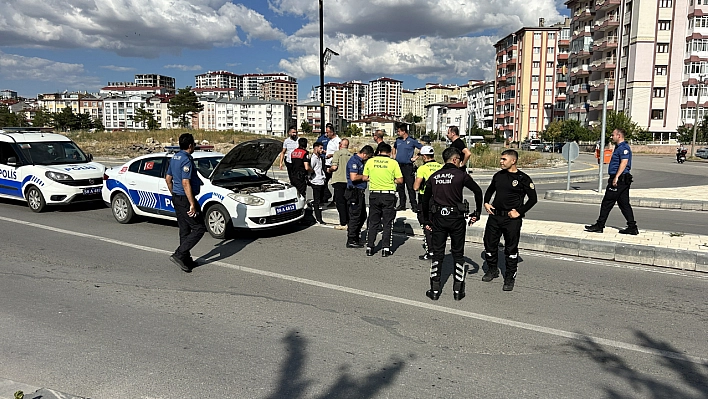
<box><xmin>164</xmin><ymin>64</ymin><xmax>203</xmax><ymax>71</ymax></box>
<box><xmin>0</xmin><ymin>50</ymin><xmax>101</xmax><ymax>90</ymax></box>
<box><xmin>0</xmin><ymin>0</ymin><xmax>285</xmax><ymax>57</ymax></box>
<box><xmin>100</xmin><ymin>65</ymin><xmax>136</xmax><ymax>72</ymax></box>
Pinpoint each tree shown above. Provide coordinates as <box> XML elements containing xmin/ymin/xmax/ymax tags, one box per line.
<box><xmin>596</xmin><ymin>111</ymin><xmax>643</xmax><ymax>142</ymax></box>
<box><xmin>93</xmin><ymin>117</ymin><xmax>105</xmax><ymax>132</ymax></box>
<box><xmin>542</xmin><ymin>120</ymin><xmax>563</xmax><ymax>143</ymax></box>
<box><xmin>133</xmin><ymin>107</ymin><xmax>159</xmax><ymax>130</ymax></box>
<box><xmin>76</xmin><ymin>112</ymin><xmax>94</xmax><ymax>130</ymax></box>
<box><xmin>300</xmin><ymin>120</ymin><xmax>313</xmax><ymax>134</ymax></box>
<box><xmin>0</xmin><ymin>105</ymin><xmax>29</xmax><ymax>127</ymax></box>
<box><xmin>52</xmin><ymin>107</ymin><xmax>79</xmax><ymax>131</ymax></box>
<box><xmin>403</xmin><ymin>112</ymin><xmax>422</xmax><ymax>124</ymax></box>
<box><xmin>343</xmin><ymin>124</ymin><xmax>362</xmax><ymax>137</ymax></box>
<box><xmin>168</xmin><ymin>86</ymin><xmax>203</xmax><ymax>128</ymax></box>
<box><xmin>32</xmin><ymin>108</ymin><xmax>53</xmax><ymax>127</ymax></box>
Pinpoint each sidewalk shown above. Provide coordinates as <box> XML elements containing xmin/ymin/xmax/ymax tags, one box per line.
<box><xmin>319</xmin><ymin>208</ymin><xmax>708</xmax><ymax>274</ymax></box>
<box><xmin>545</xmin><ymin>185</ymin><xmax>708</xmax><ymax>211</ymax></box>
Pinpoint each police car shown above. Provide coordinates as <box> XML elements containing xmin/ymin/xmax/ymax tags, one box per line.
<box><xmin>0</xmin><ymin>128</ymin><xmax>105</xmax><ymax>212</ymax></box>
<box><xmin>102</xmin><ymin>138</ymin><xmax>305</xmax><ymax>238</ymax></box>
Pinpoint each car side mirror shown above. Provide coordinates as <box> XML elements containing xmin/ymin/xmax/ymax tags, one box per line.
<box><xmin>87</xmin><ymin>153</ymin><xmax>94</xmax><ymax>161</ymax></box>
<box><xmin>7</xmin><ymin>156</ymin><xmax>18</xmax><ymax>166</ymax></box>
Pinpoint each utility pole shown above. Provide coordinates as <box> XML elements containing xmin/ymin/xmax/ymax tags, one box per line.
<box><xmin>691</xmin><ymin>73</ymin><xmax>705</xmax><ymax>157</ymax></box>
<box><xmin>598</xmin><ymin>79</ymin><xmax>609</xmax><ymax>193</ymax></box>
<box><xmin>319</xmin><ymin>0</ymin><xmax>325</xmax><ymax>135</ymax></box>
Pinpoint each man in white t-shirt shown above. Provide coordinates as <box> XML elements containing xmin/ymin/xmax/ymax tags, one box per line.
<box><xmin>278</xmin><ymin>126</ymin><xmax>299</xmax><ymax>183</ymax></box>
<box><xmin>323</xmin><ymin>123</ymin><xmax>340</xmax><ymax>207</ymax></box>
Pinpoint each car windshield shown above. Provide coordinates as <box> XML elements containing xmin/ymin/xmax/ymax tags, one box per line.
<box><xmin>18</xmin><ymin>141</ymin><xmax>88</xmax><ymax>165</ymax></box>
<box><xmin>194</xmin><ymin>156</ymin><xmax>224</xmax><ymax>178</ymax></box>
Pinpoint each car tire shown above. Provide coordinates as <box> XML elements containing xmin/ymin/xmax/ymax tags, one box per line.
<box><xmin>26</xmin><ymin>186</ymin><xmax>46</xmax><ymax>213</ymax></box>
<box><xmin>111</xmin><ymin>192</ymin><xmax>135</xmax><ymax>224</ymax></box>
<box><xmin>205</xmin><ymin>204</ymin><xmax>233</xmax><ymax>239</ymax></box>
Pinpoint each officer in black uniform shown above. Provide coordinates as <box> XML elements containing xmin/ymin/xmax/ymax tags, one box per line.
<box><xmin>482</xmin><ymin>149</ymin><xmax>537</xmax><ymax>291</ymax></box>
<box><xmin>421</xmin><ymin>147</ymin><xmax>483</xmax><ymax>301</ymax></box>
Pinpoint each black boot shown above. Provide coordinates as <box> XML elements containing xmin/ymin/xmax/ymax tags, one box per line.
<box><xmin>584</xmin><ymin>223</ymin><xmax>604</xmax><ymax>233</ymax></box>
<box><xmin>426</xmin><ymin>280</ymin><xmax>441</xmax><ymax>300</ymax></box>
<box><xmin>502</xmin><ymin>278</ymin><xmax>515</xmax><ymax>291</ymax></box>
<box><xmin>482</xmin><ymin>267</ymin><xmax>499</xmax><ymax>282</ymax></box>
<box><xmin>618</xmin><ymin>225</ymin><xmax>639</xmax><ymax>235</ymax></box>
<box><xmin>453</xmin><ymin>281</ymin><xmax>465</xmax><ymax>301</ymax></box>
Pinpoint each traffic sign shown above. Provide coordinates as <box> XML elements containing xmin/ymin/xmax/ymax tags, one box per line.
<box><xmin>562</xmin><ymin>142</ymin><xmax>579</xmax><ymax>162</ymax></box>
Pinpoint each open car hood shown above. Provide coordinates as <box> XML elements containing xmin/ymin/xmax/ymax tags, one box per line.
<box><xmin>211</xmin><ymin>138</ymin><xmax>282</xmax><ymax>178</ymax></box>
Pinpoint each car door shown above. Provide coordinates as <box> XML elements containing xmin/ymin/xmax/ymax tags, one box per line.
<box><xmin>0</xmin><ymin>142</ymin><xmax>23</xmax><ymax>198</ymax></box>
<box><xmin>157</xmin><ymin>157</ymin><xmax>176</xmax><ymax>217</ymax></box>
<box><xmin>126</xmin><ymin>156</ymin><xmax>168</xmax><ymax>215</ymax></box>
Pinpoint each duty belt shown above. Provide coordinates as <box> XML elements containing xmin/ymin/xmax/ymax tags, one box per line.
<box><xmin>370</xmin><ymin>190</ymin><xmax>396</xmax><ymax>194</ymax></box>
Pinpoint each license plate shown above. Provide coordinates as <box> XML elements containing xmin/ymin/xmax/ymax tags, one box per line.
<box><xmin>83</xmin><ymin>187</ymin><xmax>102</xmax><ymax>195</ymax></box>
<box><xmin>275</xmin><ymin>203</ymin><xmax>296</xmax><ymax>215</ymax></box>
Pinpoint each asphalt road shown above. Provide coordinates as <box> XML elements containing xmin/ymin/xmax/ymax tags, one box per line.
<box><xmin>1</xmin><ymin>203</ymin><xmax>707</xmax><ymax>398</ymax></box>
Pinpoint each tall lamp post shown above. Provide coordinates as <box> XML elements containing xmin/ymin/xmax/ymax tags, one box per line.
<box><xmin>318</xmin><ymin>0</ymin><xmax>338</xmax><ymax>134</ymax></box>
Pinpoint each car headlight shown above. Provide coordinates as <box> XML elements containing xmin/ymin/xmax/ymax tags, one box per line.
<box><xmin>45</xmin><ymin>171</ymin><xmax>74</xmax><ymax>181</ymax></box>
<box><xmin>227</xmin><ymin>193</ymin><xmax>265</xmax><ymax>206</ymax></box>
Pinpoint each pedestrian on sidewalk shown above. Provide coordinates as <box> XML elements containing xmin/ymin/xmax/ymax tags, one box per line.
<box><xmin>446</xmin><ymin>126</ymin><xmax>472</xmax><ymax>171</ymax></box>
<box><xmin>165</xmin><ymin>133</ymin><xmax>206</xmax><ymax>273</ymax></box>
<box><xmin>309</xmin><ymin>141</ymin><xmax>327</xmax><ymax>225</ymax></box>
<box><xmin>413</xmin><ymin>145</ymin><xmax>442</xmax><ymax>260</ymax></box>
<box><xmin>345</xmin><ymin>145</ymin><xmax>375</xmax><ymax>248</ymax></box>
<box><xmin>329</xmin><ymin>138</ymin><xmax>352</xmax><ymax>230</ymax></box>
<box><xmin>392</xmin><ymin>123</ymin><xmax>422</xmax><ymax>212</ymax></box>
<box><xmin>289</xmin><ymin>138</ymin><xmax>310</xmax><ymax>199</ymax></box>
<box><xmin>585</xmin><ymin>128</ymin><xmax>638</xmax><ymax>235</ymax></box>
<box><xmin>363</xmin><ymin>143</ymin><xmax>403</xmax><ymax>257</ymax></box>
<box><xmin>421</xmin><ymin>147</ymin><xmax>483</xmax><ymax>301</ymax></box>
<box><xmin>482</xmin><ymin>149</ymin><xmax>538</xmax><ymax>291</ymax></box>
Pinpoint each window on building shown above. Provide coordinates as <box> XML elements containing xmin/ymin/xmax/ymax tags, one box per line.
<box><xmin>532</xmin><ymin>75</ymin><xmax>540</xmax><ymax>82</ymax></box>
<box><xmin>653</xmin><ymin>87</ymin><xmax>666</xmax><ymax>97</ymax></box>
<box><xmin>532</xmin><ymin>61</ymin><xmax>540</xmax><ymax>68</ymax></box>
<box><xmin>657</xmin><ymin>43</ymin><xmax>669</xmax><ymax>53</ymax></box>
<box><xmin>530</xmin><ymin>103</ymin><xmax>538</xmax><ymax>109</ymax></box>
<box><xmin>545</xmin><ymin>88</ymin><xmax>553</xmax><ymax>96</ymax></box>
<box><xmin>547</xmin><ymin>47</ymin><xmax>555</xmax><ymax>54</ymax></box>
<box><xmin>546</xmin><ymin>75</ymin><xmax>554</xmax><ymax>82</ymax></box>
<box><xmin>659</xmin><ymin>0</ymin><xmax>672</xmax><ymax>6</ymax></box>
<box><xmin>547</xmin><ymin>61</ymin><xmax>554</xmax><ymax>68</ymax></box>
<box><xmin>651</xmin><ymin>109</ymin><xmax>664</xmax><ymax>119</ymax></box>
<box><xmin>533</xmin><ymin>47</ymin><xmax>540</xmax><ymax>54</ymax></box>
<box><xmin>530</xmin><ymin>116</ymin><xmax>537</xmax><ymax>124</ymax></box>
<box><xmin>695</xmin><ymin>16</ymin><xmax>708</xmax><ymax>28</ymax></box>
<box><xmin>658</xmin><ymin>21</ymin><xmax>671</xmax><ymax>30</ymax></box>
<box><xmin>548</xmin><ymin>32</ymin><xmax>556</xmax><ymax>39</ymax></box>
<box><xmin>532</xmin><ymin>89</ymin><xmax>539</xmax><ymax>96</ymax></box>
<box><xmin>655</xmin><ymin>65</ymin><xmax>668</xmax><ymax>75</ymax></box>
<box><xmin>620</xmin><ymin>67</ymin><xmax>627</xmax><ymax>78</ymax></box>
<box><xmin>534</xmin><ymin>32</ymin><xmax>542</xmax><ymax>40</ymax></box>
<box><xmin>623</xmin><ymin>24</ymin><xmax>631</xmax><ymax>36</ymax></box>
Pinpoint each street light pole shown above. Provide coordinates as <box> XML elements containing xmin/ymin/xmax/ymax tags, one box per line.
<box><xmin>691</xmin><ymin>73</ymin><xmax>705</xmax><ymax>157</ymax></box>
<box><xmin>319</xmin><ymin>0</ymin><xmax>325</xmax><ymax>135</ymax></box>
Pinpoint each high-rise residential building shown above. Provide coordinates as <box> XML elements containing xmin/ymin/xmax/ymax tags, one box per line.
<box><xmin>367</xmin><ymin>77</ymin><xmax>402</xmax><ymax>118</ymax></box>
<box><xmin>566</xmin><ymin>0</ymin><xmax>685</xmax><ymax>138</ymax></box>
<box><xmin>494</xmin><ymin>18</ymin><xmax>571</xmax><ymax>141</ymax></box>
<box><xmin>195</xmin><ymin>71</ymin><xmax>240</xmax><ymax>89</ymax></box>
<box><xmin>196</xmin><ymin>97</ymin><xmax>291</xmax><ymax>135</ymax></box>
<box><xmin>260</xmin><ymin>79</ymin><xmax>298</xmax><ymax>118</ymax></box>
<box><xmin>1</xmin><ymin>90</ymin><xmax>18</xmax><ymax>100</ymax></box>
<box><xmin>314</xmin><ymin>81</ymin><xmax>368</xmax><ymax>121</ymax></box>
<box><xmin>194</xmin><ymin>72</ymin><xmax>298</xmax><ymax>105</ymax></box>
<box><xmin>467</xmin><ymin>81</ymin><xmax>495</xmax><ymax>131</ymax></box>
<box><xmin>410</xmin><ymin>83</ymin><xmax>467</xmax><ymax>121</ymax></box>
<box><xmin>402</xmin><ymin>89</ymin><xmax>416</xmax><ymax>118</ymax></box>
<box><xmin>296</xmin><ymin>100</ymin><xmax>342</xmax><ymax>134</ymax></box>
<box><xmin>134</xmin><ymin>74</ymin><xmax>175</xmax><ymax>94</ymax></box>
<box><xmin>241</xmin><ymin>74</ymin><xmax>297</xmax><ymax>97</ymax></box>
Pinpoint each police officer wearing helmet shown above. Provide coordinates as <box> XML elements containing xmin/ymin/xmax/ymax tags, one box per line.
<box><xmin>413</xmin><ymin>145</ymin><xmax>442</xmax><ymax>260</ymax></box>
<box><xmin>165</xmin><ymin>133</ymin><xmax>206</xmax><ymax>273</ymax></box>
<box><xmin>363</xmin><ymin>143</ymin><xmax>403</xmax><ymax>257</ymax></box>
<box><xmin>585</xmin><ymin>128</ymin><xmax>638</xmax><ymax>235</ymax></box>
<box><xmin>421</xmin><ymin>147</ymin><xmax>483</xmax><ymax>301</ymax></box>
<box><xmin>482</xmin><ymin>149</ymin><xmax>537</xmax><ymax>291</ymax></box>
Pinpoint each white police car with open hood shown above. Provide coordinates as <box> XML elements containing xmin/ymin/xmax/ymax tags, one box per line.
<box><xmin>0</xmin><ymin>128</ymin><xmax>104</xmax><ymax>212</ymax></box>
<box><xmin>102</xmin><ymin>138</ymin><xmax>305</xmax><ymax>238</ymax></box>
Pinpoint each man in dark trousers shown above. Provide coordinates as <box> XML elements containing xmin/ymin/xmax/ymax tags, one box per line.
<box><xmin>363</xmin><ymin>143</ymin><xmax>403</xmax><ymax>257</ymax></box>
<box><xmin>421</xmin><ymin>147</ymin><xmax>483</xmax><ymax>301</ymax></box>
<box><xmin>165</xmin><ymin>133</ymin><xmax>206</xmax><ymax>273</ymax></box>
<box><xmin>482</xmin><ymin>149</ymin><xmax>538</xmax><ymax>291</ymax></box>
<box><xmin>289</xmin><ymin>137</ymin><xmax>310</xmax><ymax>199</ymax></box>
<box><xmin>345</xmin><ymin>145</ymin><xmax>374</xmax><ymax>248</ymax></box>
<box><xmin>392</xmin><ymin>123</ymin><xmax>422</xmax><ymax>211</ymax></box>
<box><xmin>446</xmin><ymin>125</ymin><xmax>472</xmax><ymax>169</ymax></box>
<box><xmin>585</xmin><ymin>128</ymin><xmax>638</xmax><ymax>235</ymax></box>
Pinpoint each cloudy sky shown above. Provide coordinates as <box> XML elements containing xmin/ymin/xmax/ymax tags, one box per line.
<box><xmin>0</xmin><ymin>0</ymin><xmax>568</xmax><ymax>99</ymax></box>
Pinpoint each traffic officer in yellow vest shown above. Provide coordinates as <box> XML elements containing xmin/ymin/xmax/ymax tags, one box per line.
<box><xmin>413</xmin><ymin>145</ymin><xmax>442</xmax><ymax>260</ymax></box>
<box><xmin>363</xmin><ymin>142</ymin><xmax>403</xmax><ymax>257</ymax></box>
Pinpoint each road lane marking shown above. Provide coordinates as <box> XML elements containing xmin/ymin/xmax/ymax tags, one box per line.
<box><xmin>1</xmin><ymin>215</ymin><xmax>706</xmax><ymax>366</ymax></box>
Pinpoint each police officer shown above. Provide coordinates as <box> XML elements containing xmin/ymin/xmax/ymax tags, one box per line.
<box><xmin>585</xmin><ymin>128</ymin><xmax>638</xmax><ymax>235</ymax></box>
<box><xmin>363</xmin><ymin>143</ymin><xmax>403</xmax><ymax>257</ymax></box>
<box><xmin>392</xmin><ymin>123</ymin><xmax>422</xmax><ymax>211</ymax></box>
<box><xmin>165</xmin><ymin>133</ymin><xmax>206</xmax><ymax>273</ymax></box>
<box><xmin>421</xmin><ymin>147</ymin><xmax>483</xmax><ymax>301</ymax></box>
<box><xmin>345</xmin><ymin>145</ymin><xmax>375</xmax><ymax>248</ymax></box>
<box><xmin>413</xmin><ymin>145</ymin><xmax>442</xmax><ymax>260</ymax></box>
<box><xmin>482</xmin><ymin>149</ymin><xmax>537</xmax><ymax>291</ymax></box>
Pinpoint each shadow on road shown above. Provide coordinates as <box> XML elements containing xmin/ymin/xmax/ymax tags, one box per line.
<box><xmin>572</xmin><ymin>330</ymin><xmax>708</xmax><ymax>398</ymax></box>
<box><xmin>265</xmin><ymin>330</ymin><xmax>407</xmax><ymax>399</ymax></box>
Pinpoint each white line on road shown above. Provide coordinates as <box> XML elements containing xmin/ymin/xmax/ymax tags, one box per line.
<box><xmin>2</xmin><ymin>215</ymin><xmax>707</xmax><ymax>366</ymax></box>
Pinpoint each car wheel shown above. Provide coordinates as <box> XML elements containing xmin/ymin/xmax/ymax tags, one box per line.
<box><xmin>205</xmin><ymin>204</ymin><xmax>232</xmax><ymax>239</ymax></box>
<box><xmin>111</xmin><ymin>192</ymin><xmax>135</xmax><ymax>224</ymax></box>
<box><xmin>26</xmin><ymin>186</ymin><xmax>46</xmax><ymax>213</ymax></box>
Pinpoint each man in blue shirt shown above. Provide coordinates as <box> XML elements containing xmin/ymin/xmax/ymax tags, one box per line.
<box><xmin>585</xmin><ymin>128</ymin><xmax>638</xmax><ymax>235</ymax></box>
<box><xmin>345</xmin><ymin>145</ymin><xmax>374</xmax><ymax>248</ymax></box>
<box><xmin>166</xmin><ymin>133</ymin><xmax>206</xmax><ymax>272</ymax></box>
<box><xmin>392</xmin><ymin>124</ymin><xmax>422</xmax><ymax>212</ymax></box>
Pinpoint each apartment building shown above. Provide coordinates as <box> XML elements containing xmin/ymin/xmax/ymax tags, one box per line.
<box><xmin>494</xmin><ymin>18</ymin><xmax>571</xmax><ymax>141</ymax></box>
<box><xmin>242</xmin><ymin>74</ymin><xmax>297</xmax><ymax>98</ymax></box>
<box><xmin>467</xmin><ymin>81</ymin><xmax>495</xmax><ymax>131</ymax></box>
<box><xmin>102</xmin><ymin>94</ymin><xmax>178</xmax><ymax>131</ymax></box>
<box><xmin>566</xmin><ymin>0</ymin><xmax>686</xmax><ymax>138</ymax></box>
<box><xmin>402</xmin><ymin>89</ymin><xmax>416</xmax><ymax>117</ymax></box>
<box><xmin>260</xmin><ymin>79</ymin><xmax>298</xmax><ymax>118</ymax></box>
<box><xmin>195</xmin><ymin>71</ymin><xmax>240</xmax><ymax>89</ymax></box>
<box><xmin>296</xmin><ymin>100</ymin><xmax>342</xmax><ymax>134</ymax></box>
<box><xmin>313</xmin><ymin>81</ymin><xmax>368</xmax><ymax>122</ymax></box>
<box><xmin>350</xmin><ymin>116</ymin><xmax>400</xmax><ymax>137</ymax></box>
<box><xmin>1</xmin><ymin>90</ymin><xmax>17</xmax><ymax>100</ymax></box>
<box><xmin>37</xmin><ymin>92</ymin><xmax>103</xmax><ymax>121</ymax></box>
<box><xmin>196</xmin><ymin>97</ymin><xmax>291</xmax><ymax>135</ymax></box>
<box><xmin>409</xmin><ymin>83</ymin><xmax>467</xmax><ymax>121</ymax></box>
<box><xmin>134</xmin><ymin>74</ymin><xmax>175</xmax><ymax>94</ymax></box>
<box><xmin>100</xmin><ymin>84</ymin><xmax>171</xmax><ymax>96</ymax></box>
<box><xmin>425</xmin><ymin>102</ymin><xmax>468</xmax><ymax>137</ymax></box>
<box><xmin>367</xmin><ymin>77</ymin><xmax>402</xmax><ymax>118</ymax></box>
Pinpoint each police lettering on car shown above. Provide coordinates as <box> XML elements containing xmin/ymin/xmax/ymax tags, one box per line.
<box><xmin>421</xmin><ymin>147</ymin><xmax>483</xmax><ymax>301</ymax></box>
<box><xmin>482</xmin><ymin>149</ymin><xmax>537</xmax><ymax>292</ymax></box>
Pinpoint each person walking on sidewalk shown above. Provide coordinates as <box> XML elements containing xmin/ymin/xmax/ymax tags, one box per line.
<box><xmin>482</xmin><ymin>149</ymin><xmax>538</xmax><ymax>292</ymax></box>
<box><xmin>345</xmin><ymin>145</ymin><xmax>375</xmax><ymax>248</ymax></box>
<box><xmin>413</xmin><ymin>145</ymin><xmax>442</xmax><ymax>260</ymax></box>
<box><xmin>363</xmin><ymin>143</ymin><xmax>403</xmax><ymax>257</ymax></box>
<box><xmin>392</xmin><ymin>123</ymin><xmax>422</xmax><ymax>212</ymax></box>
<box><xmin>165</xmin><ymin>133</ymin><xmax>206</xmax><ymax>273</ymax></box>
<box><xmin>585</xmin><ymin>128</ymin><xmax>638</xmax><ymax>235</ymax></box>
<box><xmin>309</xmin><ymin>142</ymin><xmax>327</xmax><ymax>225</ymax></box>
<box><xmin>421</xmin><ymin>147</ymin><xmax>483</xmax><ymax>301</ymax></box>
<box><xmin>446</xmin><ymin>126</ymin><xmax>472</xmax><ymax>170</ymax></box>
<box><xmin>329</xmin><ymin>138</ymin><xmax>352</xmax><ymax>230</ymax></box>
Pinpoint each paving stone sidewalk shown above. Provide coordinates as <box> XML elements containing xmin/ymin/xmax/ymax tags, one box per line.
<box><xmin>545</xmin><ymin>185</ymin><xmax>708</xmax><ymax>211</ymax></box>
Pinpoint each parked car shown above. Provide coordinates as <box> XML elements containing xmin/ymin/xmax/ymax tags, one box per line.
<box><xmin>102</xmin><ymin>139</ymin><xmax>306</xmax><ymax>238</ymax></box>
<box><xmin>521</xmin><ymin>139</ymin><xmax>543</xmax><ymax>151</ymax></box>
<box><xmin>696</xmin><ymin>147</ymin><xmax>708</xmax><ymax>159</ymax></box>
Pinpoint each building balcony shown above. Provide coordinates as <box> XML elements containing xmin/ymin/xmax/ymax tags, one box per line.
<box><xmin>595</xmin><ymin>0</ymin><xmax>620</xmax><ymax>11</ymax></box>
<box><xmin>594</xmin><ymin>15</ymin><xmax>620</xmax><ymax>31</ymax></box>
<box><xmin>558</xmin><ymin>52</ymin><xmax>570</xmax><ymax>60</ymax></box>
<box><xmin>588</xmin><ymin>99</ymin><xmax>614</xmax><ymax>111</ymax></box>
<box><xmin>559</xmin><ymin>39</ymin><xmax>570</xmax><ymax>47</ymax></box>
<box><xmin>572</xmin><ymin>8</ymin><xmax>594</xmax><ymax>22</ymax></box>
<box><xmin>593</xmin><ymin>36</ymin><xmax>618</xmax><ymax>51</ymax></box>
<box><xmin>591</xmin><ymin>57</ymin><xmax>616</xmax><ymax>71</ymax></box>
<box><xmin>590</xmin><ymin>79</ymin><xmax>615</xmax><ymax>92</ymax></box>
<box><xmin>570</xmin><ymin>64</ymin><xmax>591</xmax><ymax>77</ymax></box>
<box><xmin>572</xmin><ymin>26</ymin><xmax>593</xmax><ymax>40</ymax></box>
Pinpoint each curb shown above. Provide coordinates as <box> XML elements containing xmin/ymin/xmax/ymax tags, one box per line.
<box><xmin>544</xmin><ymin>191</ymin><xmax>708</xmax><ymax>211</ymax></box>
<box><xmin>320</xmin><ymin>210</ymin><xmax>707</xmax><ymax>273</ymax></box>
